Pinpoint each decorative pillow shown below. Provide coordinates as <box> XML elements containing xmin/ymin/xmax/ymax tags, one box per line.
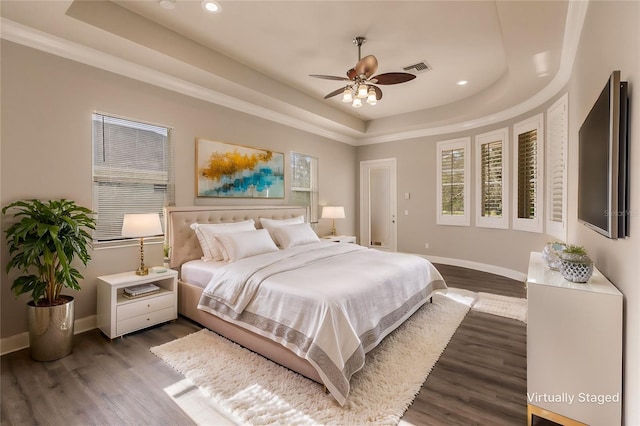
<box><xmin>190</xmin><ymin>219</ymin><xmax>256</xmax><ymax>261</ymax></box>
<box><xmin>214</xmin><ymin>229</ymin><xmax>279</xmax><ymax>262</ymax></box>
<box><xmin>272</xmin><ymin>223</ymin><xmax>320</xmax><ymax>249</ymax></box>
<box><xmin>259</xmin><ymin>216</ymin><xmax>305</xmax><ymax>245</ymax></box>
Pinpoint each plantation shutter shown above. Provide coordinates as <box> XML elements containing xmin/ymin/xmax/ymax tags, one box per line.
<box><xmin>92</xmin><ymin>113</ymin><xmax>174</xmax><ymax>242</ymax></box>
<box><xmin>437</xmin><ymin>137</ymin><xmax>470</xmax><ymax>226</ymax></box>
<box><xmin>441</xmin><ymin>147</ymin><xmax>465</xmax><ymax>216</ymax></box>
<box><xmin>517</xmin><ymin>129</ymin><xmax>538</xmax><ymax>220</ymax></box>
<box><xmin>546</xmin><ymin>94</ymin><xmax>568</xmax><ymax>240</ymax></box>
<box><xmin>481</xmin><ymin>140</ymin><xmax>503</xmax><ymax>217</ymax></box>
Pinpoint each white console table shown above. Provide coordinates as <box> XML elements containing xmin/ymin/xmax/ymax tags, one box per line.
<box><xmin>526</xmin><ymin>252</ymin><xmax>622</xmax><ymax>425</ymax></box>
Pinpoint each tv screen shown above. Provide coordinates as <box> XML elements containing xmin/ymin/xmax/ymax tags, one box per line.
<box><xmin>578</xmin><ymin>71</ymin><xmax>629</xmax><ymax>239</ymax></box>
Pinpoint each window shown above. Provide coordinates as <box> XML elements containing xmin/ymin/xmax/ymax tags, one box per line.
<box><xmin>290</xmin><ymin>152</ymin><xmax>318</xmax><ymax>222</ymax></box>
<box><xmin>437</xmin><ymin>137</ymin><xmax>470</xmax><ymax>226</ymax></box>
<box><xmin>546</xmin><ymin>94</ymin><xmax>568</xmax><ymax>240</ymax></box>
<box><xmin>92</xmin><ymin>113</ymin><xmax>174</xmax><ymax>242</ymax></box>
<box><xmin>475</xmin><ymin>128</ymin><xmax>509</xmax><ymax>229</ymax></box>
<box><xmin>513</xmin><ymin>114</ymin><xmax>544</xmax><ymax>232</ymax></box>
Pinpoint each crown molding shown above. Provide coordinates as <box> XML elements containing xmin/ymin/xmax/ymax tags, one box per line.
<box><xmin>0</xmin><ymin>18</ymin><xmax>359</xmax><ymax>145</ymax></box>
<box><xmin>1</xmin><ymin>1</ymin><xmax>587</xmax><ymax>146</ymax></box>
<box><xmin>355</xmin><ymin>1</ymin><xmax>588</xmax><ymax>145</ymax></box>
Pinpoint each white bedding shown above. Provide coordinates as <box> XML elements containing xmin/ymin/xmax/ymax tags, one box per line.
<box><xmin>195</xmin><ymin>241</ymin><xmax>446</xmax><ymax>405</ymax></box>
<box><xmin>181</xmin><ymin>259</ymin><xmax>228</xmax><ymax>288</ymax></box>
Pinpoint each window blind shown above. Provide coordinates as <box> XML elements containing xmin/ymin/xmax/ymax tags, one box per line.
<box><xmin>517</xmin><ymin>129</ymin><xmax>538</xmax><ymax>219</ymax></box>
<box><xmin>290</xmin><ymin>152</ymin><xmax>318</xmax><ymax>222</ymax></box>
<box><xmin>92</xmin><ymin>113</ymin><xmax>174</xmax><ymax>242</ymax></box>
<box><xmin>480</xmin><ymin>140</ymin><xmax>503</xmax><ymax>217</ymax></box>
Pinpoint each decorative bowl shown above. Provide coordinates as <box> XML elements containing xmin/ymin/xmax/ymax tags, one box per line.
<box><xmin>542</xmin><ymin>242</ymin><xmax>566</xmax><ymax>271</ymax></box>
<box><xmin>559</xmin><ymin>253</ymin><xmax>593</xmax><ymax>283</ymax></box>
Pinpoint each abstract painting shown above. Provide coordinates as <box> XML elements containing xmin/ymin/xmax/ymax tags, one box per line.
<box><xmin>196</xmin><ymin>138</ymin><xmax>284</xmax><ymax>198</ymax></box>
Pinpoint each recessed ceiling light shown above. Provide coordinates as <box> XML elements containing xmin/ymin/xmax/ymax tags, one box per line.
<box><xmin>159</xmin><ymin>0</ymin><xmax>175</xmax><ymax>9</ymax></box>
<box><xmin>201</xmin><ymin>0</ymin><xmax>221</xmax><ymax>13</ymax></box>
<box><xmin>456</xmin><ymin>80</ymin><xmax>469</xmax><ymax>86</ymax></box>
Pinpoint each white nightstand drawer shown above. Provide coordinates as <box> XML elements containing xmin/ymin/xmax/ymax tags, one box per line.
<box><xmin>116</xmin><ymin>307</ymin><xmax>175</xmax><ymax>336</ymax></box>
<box><xmin>117</xmin><ymin>292</ymin><xmax>174</xmax><ymax>321</ymax></box>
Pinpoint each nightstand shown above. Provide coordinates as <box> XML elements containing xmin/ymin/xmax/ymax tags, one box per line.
<box><xmin>321</xmin><ymin>235</ymin><xmax>357</xmax><ymax>244</ymax></box>
<box><xmin>96</xmin><ymin>269</ymin><xmax>178</xmax><ymax>339</ymax></box>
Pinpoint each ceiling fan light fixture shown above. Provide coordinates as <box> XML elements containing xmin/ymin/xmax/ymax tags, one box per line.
<box><xmin>352</xmin><ymin>98</ymin><xmax>363</xmax><ymax>108</ymax></box>
<box><xmin>366</xmin><ymin>87</ymin><xmax>377</xmax><ymax>105</ymax></box>
<box><xmin>357</xmin><ymin>84</ymin><xmax>368</xmax><ymax>99</ymax></box>
<box><xmin>342</xmin><ymin>87</ymin><xmax>353</xmax><ymax>103</ymax></box>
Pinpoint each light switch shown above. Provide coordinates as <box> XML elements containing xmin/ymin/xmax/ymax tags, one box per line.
<box><xmin>404</xmin><ymin>192</ymin><xmax>411</xmax><ymax>200</ymax></box>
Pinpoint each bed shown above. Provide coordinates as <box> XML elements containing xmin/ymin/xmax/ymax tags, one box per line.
<box><xmin>166</xmin><ymin>205</ymin><xmax>446</xmax><ymax>405</ymax></box>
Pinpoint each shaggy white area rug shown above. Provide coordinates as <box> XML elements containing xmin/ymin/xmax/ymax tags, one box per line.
<box><xmin>443</xmin><ymin>287</ymin><xmax>528</xmax><ymax>323</ymax></box>
<box><xmin>474</xmin><ymin>292</ymin><xmax>528</xmax><ymax>323</ymax></box>
<box><xmin>151</xmin><ymin>294</ymin><xmax>468</xmax><ymax>425</ymax></box>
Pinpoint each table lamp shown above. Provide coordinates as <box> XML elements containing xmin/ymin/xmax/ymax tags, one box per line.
<box><xmin>322</xmin><ymin>206</ymin><xmax>345</xmax><ymax>236</ymax></box>
<box><xmin>122</xmin><ymin>213</ymin><xmax>162</xmax><ymax>275</ymax></box>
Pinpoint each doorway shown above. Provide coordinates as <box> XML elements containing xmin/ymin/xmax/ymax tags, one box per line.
<box><xmin>360</xmin><ymin>158</ymin><xmax>397</xmax><ymax>252</ymax></box>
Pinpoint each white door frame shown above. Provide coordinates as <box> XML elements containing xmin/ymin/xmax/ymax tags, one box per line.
<box><xmin>360</xmin><ymin>158</ymin><xmax>397</xmax><ymax>252</ymax></box>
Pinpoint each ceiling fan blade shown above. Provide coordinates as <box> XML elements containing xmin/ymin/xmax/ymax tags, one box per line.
<box><xmin>372</xmin><ymin>85</ymin><xmax>383</xmax><ymax>100</ymax></box>
<box><xmin>346</xmin><ymin>68</ymin><xmax>357</xmax><ymax>80</ymax></box>
<box><xmin>370</xmin><ymin>72</ymin><xmax>416</xmax><ymax>85</ymax></box>
<box><xmin>309</xmin><ymin>74</ymin><xmax>352</xmax><ymax>82</ymax></box>
<box><xmin>355</xmin><ymin>55</ymin><xmax>378</xmax><ymax>78</ymax></box>
<box><xmin>324</xmin><ymin>87</ymin><xmax>346</xmax><ymax>99</ymax></box>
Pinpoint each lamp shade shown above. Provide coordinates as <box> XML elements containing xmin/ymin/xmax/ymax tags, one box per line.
<box><xmin>121</xmin><ymin>213</ymin><xmax>162</xmax><ymax>238</ymax></box>
<box><xmin>321</xmin><ymin>206</ymin><xmax>345</xmax><ymax>219</ymax></box>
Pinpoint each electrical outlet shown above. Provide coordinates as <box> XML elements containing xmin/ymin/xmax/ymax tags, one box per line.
<box><xmin>424</xmin><ymin>243</ymin><xmax>430</xmax><ymax>249</ymax></box>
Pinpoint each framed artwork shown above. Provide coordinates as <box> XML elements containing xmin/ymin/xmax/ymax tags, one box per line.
<box><xmin>196</xmin><ymin>138</ymin><xmax>284</xmax><ymax>198</ymax></box>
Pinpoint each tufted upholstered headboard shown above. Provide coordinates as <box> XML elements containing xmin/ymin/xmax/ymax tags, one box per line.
<box><xmin>165</xmin><ymin>205</ymin><xmax>308</xmax><ymax>268</ymax></box>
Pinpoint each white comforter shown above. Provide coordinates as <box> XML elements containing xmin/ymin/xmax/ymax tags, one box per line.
<box><xmin>197</xmin><ymin>242</ymin><xmax>446</xmax><ymax>405</ymax></box>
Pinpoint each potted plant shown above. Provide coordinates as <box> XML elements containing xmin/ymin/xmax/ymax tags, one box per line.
<box><xmin>559</xmin><ymin>244</ymin><xmax>593</xmax><ymax>283</ymax></box>
<box><xmin>2</xmin><ymin>199</ymin><xmax>95</xmax><ymax>361</ymax></box>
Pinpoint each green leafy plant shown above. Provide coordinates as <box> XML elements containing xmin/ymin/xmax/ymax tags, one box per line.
<box><xmin>2</xmin><ymin>199</ymin><xmax>96</xmax><ymax>306</ymax></box>
<box><xmin>163</xmin><ymin>243</ymin><xmax>171</xmax><ymax>258</ymax></box>
<box><xmin>562</xmin><ymin>244</ymin><xmax>588</xmax><ymax>256</ymax></box>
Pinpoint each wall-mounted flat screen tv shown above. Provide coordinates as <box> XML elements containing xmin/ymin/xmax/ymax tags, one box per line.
<box><xmin>578</xmin><ymin>70</ymin><xmax>629</xmax><ymax>239</ymax></box>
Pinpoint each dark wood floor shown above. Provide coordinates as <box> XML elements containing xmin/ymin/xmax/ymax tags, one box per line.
<box><xmin>1</xmin><ymin>264</ymin><xmax>527</xmax><ymax>426</ymax></box>
<box><xmin>402</xmin><ymin>265</ymin><xmax>527</xmax><ymax>426</ymax></box>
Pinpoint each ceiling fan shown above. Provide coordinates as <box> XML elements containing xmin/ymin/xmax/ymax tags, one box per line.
<box><xmin>310</xmin><ymin>36</ymin><xmax>416</xmax><ymax>107</ymax></box>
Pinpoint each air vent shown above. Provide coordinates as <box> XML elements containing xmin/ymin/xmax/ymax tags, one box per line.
<box><xmin>403</xmin><ymin>61</ymin><xmax>431</xmax><ymax>74</ymax></box>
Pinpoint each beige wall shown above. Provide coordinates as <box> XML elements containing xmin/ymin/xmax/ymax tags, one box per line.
<box><xmin>0</xmin><ymin>41</ymin><xmax>356</xmax><ymax>338</ymax></box>
<box><xmin>568</xmin><ymin>2</ymin><xmax>639</xmax><ymax>424</ymax></box>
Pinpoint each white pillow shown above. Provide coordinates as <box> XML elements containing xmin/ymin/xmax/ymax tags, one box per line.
<box><xmin>259</xmin><ymin>216</ymin><xmax>305</xmax><ymax>245</ymax></box>
<box><xmin>190</xmin><ymin>219</ymin><xmax>256</xmax><ymax>261</ymax></box>
<box><xmin>214</xmin><ymin>229</ymin><xmax>279</xmax><ymax>262</ymax></box>
<box><xmin>272</xmin><ymin>223</ymin><xmax>320</xmax><ymax>249</ymax></box>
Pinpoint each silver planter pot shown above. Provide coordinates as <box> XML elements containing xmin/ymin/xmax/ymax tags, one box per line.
<box><xmin>27</xmin><ymin>295</ymin><xmax>74</xmax><ymax>361</ymax></box>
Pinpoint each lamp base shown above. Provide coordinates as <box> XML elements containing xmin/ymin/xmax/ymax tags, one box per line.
<box><xmin>135</xmin><ymin>266</ymin><xmax>150</xmax><ymax>276</ymax></box>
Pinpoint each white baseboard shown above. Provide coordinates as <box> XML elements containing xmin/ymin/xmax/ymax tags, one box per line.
<box><xmin>421</xmin><ymin>255</ymin><xmax>527</xmax><ymax>282</ymax></box>
<box><xmin>0</xmin><ymin>315</ymin><xmax>97</xmax><ymax>356</ymax></box>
